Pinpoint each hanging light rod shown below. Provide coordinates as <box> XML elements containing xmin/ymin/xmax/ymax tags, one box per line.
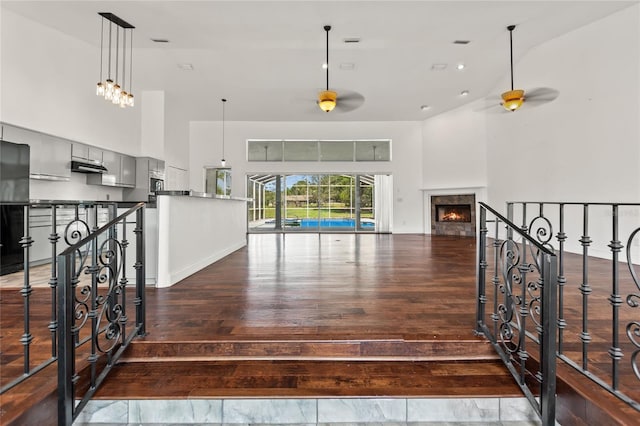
<box><xmin>318</xmin><ymin>25</ymin><xmax>337</xmax><ymax>113</ymax></box>
<box><xmin>501</xmin><ymin>24</ymin><xmax>524</xmax><ymax>112</ymax></box>
<box><xmin>98</xmin><ymin>12</ymin><xmax>135</xmax><ymax>29</ymax></box>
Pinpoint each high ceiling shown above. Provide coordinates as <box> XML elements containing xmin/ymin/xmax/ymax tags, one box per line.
<box><xmin>2</xmin><ymin>1</ymin><xmax>636</xmax><ymax>121</ymax></box>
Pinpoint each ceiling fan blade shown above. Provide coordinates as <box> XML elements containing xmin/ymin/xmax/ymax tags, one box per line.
<box><xmin>334</xmin><ymin>90</ymin><xmax>365</xmax><ymax>112</ymax></box>
<box><xmin>525</xmin><ymin>87</ymin><xmax>559</xmax><ymax>103</ymax></box>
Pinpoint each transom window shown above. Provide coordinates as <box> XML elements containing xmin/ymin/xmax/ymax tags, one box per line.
<box><xmin>247</xmin><ymin>139</ymin><xmax>391</xmax><ymax>162</ymax></box>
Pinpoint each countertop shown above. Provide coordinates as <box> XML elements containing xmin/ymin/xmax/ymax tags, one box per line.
<box><xmin>156</xmin><ymin>190</ymin><xmax>252</xmax><ymax>202</ymax></box>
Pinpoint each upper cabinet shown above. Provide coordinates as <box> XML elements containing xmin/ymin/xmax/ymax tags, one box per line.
<box><xmin>72</xmin><ymin>143</ymin><xmax>103</xmax><ymax>164</ymax></box>
<box><xmin>1</xmin><ymin>123</ymin><xmax>71</xmax><ymax>181</ymax></box>
<box><xmin>87</xmin><ymin>151</ymin><xmax>136</xmax><ymax>188</ymax></box>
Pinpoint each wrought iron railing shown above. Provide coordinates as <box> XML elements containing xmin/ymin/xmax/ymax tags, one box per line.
<box><xmin>476</xmin><ymin>202</ymin><xmax>557</xmax><ymax>425</ymax></box>
<box><xmin>506</xmin><ymin>201</ymin><xmax>640</xmax><ymax>412</ymax></box>
<box><xmin>57</xmin><ymin>202</ymin><xmax>146</xmax><ymax>425</ymax></box>
<box><xmin>0</xmin><ymin>201</ymin><xmax>117</xmax><ymax>393</ymax></box>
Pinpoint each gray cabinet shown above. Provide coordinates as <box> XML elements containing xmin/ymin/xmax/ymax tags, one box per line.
<box><xmin>120</xmin><ymin>155</ymin><xmax>136</xmax><ymax>187</ymax></box>
<box><xmin>87</xmin><ymin>151</ymin><xmax>136</xmax><ymax>188</ymax></box>
<box><xmin>72</xmin><ymin>143</ymin><xmax>103</xmax><ymax>164</ymax></box>
<box><xmin>2</xmin><ymin>123</ymin><xmax>71</xmax><ymax>181</ymax></box>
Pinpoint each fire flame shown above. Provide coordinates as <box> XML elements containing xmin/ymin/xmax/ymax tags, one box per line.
<box><xmin>442</xmin><ymin>212</ymin><xmax>463</xmax><ymax>221</ymax></box>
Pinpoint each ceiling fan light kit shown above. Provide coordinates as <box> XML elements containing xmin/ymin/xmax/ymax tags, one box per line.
<box><xmin>319</xmin><ymin>89</ymin><xmax>337</xmax><ymax>112</ymax></box>
<box><xmin>501</xmin><ymin>89</ymin><xmax>524</xmax><ymax>111</ymax></box>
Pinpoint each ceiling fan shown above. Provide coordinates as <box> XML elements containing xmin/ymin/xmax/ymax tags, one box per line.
<box><xmin>316</xmin><ymin>25</ymin><xmax>364</xmax><ymax>113</ymax></box>
<box><xmin>491</xmin><ymin>24</ymin><xmax>559</xmax><ymax>112</ymax></box>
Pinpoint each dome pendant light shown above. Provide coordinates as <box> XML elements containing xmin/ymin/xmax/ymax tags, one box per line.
<box><xmin>221</xmin><ymin>98</ymin><xmax>227</xmax><ymax>168</ymax></box>
<box><xmin>501</xmin><ymin>25</ymin><xmax>525</xmax><ymax>112</ymax></box>
<box><xmin>318</xmin><ymin>25</ymin><xmax>337</xmax><ymax>113</ymax></box>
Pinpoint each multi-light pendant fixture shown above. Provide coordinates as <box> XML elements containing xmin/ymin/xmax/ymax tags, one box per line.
<box><xmin>96</xmin><ymin>13</ymin><xmax>135</xmax><ymax>108</ymax></box>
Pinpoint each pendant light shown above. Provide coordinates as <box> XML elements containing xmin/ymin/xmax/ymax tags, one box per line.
<box><xmin>501</xmin><ymin>25</ymin><xmax>524</xmax><ymax>112</ymax></box>
<box><xmin>95</xmin><ymin>13</ymin><xmax>135</xmax><ymax>108</ymax></box>
<box><xmin>221</xmin><ymin>98</ymin><xmax>227</xmax><ymax>167</ymax></box>
<box><xmin>318</xmin><ymin>25</ymin><xmax>337</xmax><ymax>113</ymax></box>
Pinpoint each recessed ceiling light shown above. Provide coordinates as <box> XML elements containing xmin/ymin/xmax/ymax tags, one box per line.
<box><xmin>339</xmin><ymin>63</ymin><xmax>355</xmax><ymax>70</ymax></box>
<box><xmin>178</xmin><ymin>63</ymin><xmax>194</xmax><ymax>71</ymax></box>
<box><xmin>420</xmin><ymin>105</ymin><xmax>431</xmax><ymax>111</ymax></box>
<box><xmin>431</xmin><ymin>63</ymin><xmax>447</xmax><ymax>71</ymax></box>
<box><xmin>453</xmin><ymin>40</ymin><xmax>471</xmax><ymax>45</ymax></box>
<box><xmin>322</xmin><ymin>62</ymin><xmax>328</xmax><ymax>69</ymax></box>
<box><xmin>151</xmin><ymin>38</ymin><xmax>170</xmax><ymax>43</ymax></box>
<box><xmin>457</xmin><ymin>63</ymin><xmax>465</xmax><ymax>70</ymax></box>
<box><xmin>460</xmin><ymin>90</ymin><xmax>469</xmax><ymax>96</ymax></box>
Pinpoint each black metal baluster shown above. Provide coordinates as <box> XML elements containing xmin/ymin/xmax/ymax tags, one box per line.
<box><xmin>19</xmin><ymin>205</ymin><xmax>33</xmax><ymax>375</ymax></box>
<box><xmin>476</xmin><ymin>206</ymin><xmax>488</xmax><ymax>334</ymax></box>
<box><xmin>608</xmin><ymin>205</ymin><xmax>623</xmax><ymax>390</ymax></box>
<box><xmin>518</xmin><ymin>204</ymin><xmax>529</xmax><ymax>385</ymax></box>
<box><xmin>556</xmin><ymin>203</ymin><xmax>566</xmax><ymax>354</ymax></box>
<box><xmin>49</xmin><ymin>204</ymin><xmax>59</xmax><ymax>357</ymax></box>
<box><xmin>492</xmin><ymin>217</ymin><xmax>501</xmax><ymax>338</ymax></box>
<box><xmin>540</xmin><ymin>253</ymin><xmax>558</xmax><ymax>426</ymax></box>
<box><xmin>120</xmin><ymin>217</ymin><xmax>128</xmax><ymax>344</ymax></box>
<box><xmin>89</xmin><ymin>231</ymin><xmax>98</xmax><ymax>390</ymax></box>
<box><xmin>57</xmin><ymin>253</ymin><xmax>73</xmax><ymax>426</ymax></box>
<box><xmin>579</xmin><ymin>204</ymin><xmax>592</xmax><ymax>370</ymax></box>
<box><xmin>135</xmin><ymin>206</ymin><xmax>146</xmax><ymax>335</ymax></box>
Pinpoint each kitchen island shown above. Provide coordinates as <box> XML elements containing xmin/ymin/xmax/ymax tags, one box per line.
<box><xmin>156</xmin><ymin>190</ymin><xmax>249</xmax><ymax>288</ymax></box>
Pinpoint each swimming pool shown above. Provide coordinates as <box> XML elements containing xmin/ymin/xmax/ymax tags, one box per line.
<box><xmin>299</xmin><ymin>218</ymin><xmax>375</xmax><ymax>228</ymax></box>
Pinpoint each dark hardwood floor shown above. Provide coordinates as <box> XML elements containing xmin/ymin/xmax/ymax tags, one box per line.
<box><xmin>2</xmin><ymin>233</ymin><xmax>639</xmax><ymax>425</ymax></box>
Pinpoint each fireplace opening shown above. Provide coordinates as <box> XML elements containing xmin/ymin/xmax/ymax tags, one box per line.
<box><xmin>435</xmin><ymin>204</ymin><xmax>472</xmax><ymax>223</ymax></box>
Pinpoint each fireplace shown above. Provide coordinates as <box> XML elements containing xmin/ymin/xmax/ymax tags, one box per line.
<box><xmin>436</xmin><ymin>204</ymin><xmax>472</xmax><ymax>223</ymax></box>
<box><xmin>431</xmin><ymin>194</ymin><xmax>476</xmax><ymax>236</ymax></box>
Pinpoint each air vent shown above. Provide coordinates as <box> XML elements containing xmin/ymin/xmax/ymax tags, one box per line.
<box><xmin>453</xmin><ymin>40</ymin><xmax>470</xmax><ymax>45</ymax></box>
<box><xmin>431</xmin><ymin>63</ymin><xmax>447</xmax><ymax>71</ymax></box>
<box><xmin>151</xmin><ymin>38</ymin><xmax>170</xmax><ymax>43</ymax></box>
<box><xmin>178</xmin><ymin>63</ymin><xmax>194</xmax><ymax>71</ymax></box>
<box><xmin>340</xmin><ymin>63</ymin><xmax>355</xmax><ymax>70</ymax></box>
<box><xmin>343</xmin><ymin>38</ymin><xmax>361</xmax><ymax>44</ymax></box>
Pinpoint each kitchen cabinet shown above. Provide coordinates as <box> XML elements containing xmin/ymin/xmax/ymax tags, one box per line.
<box><xmin>1</xmin><ymin>123</ymin><xmax>71</xmax><ymax>181</ymax></box>
<box><xmin>120</xmin><ymin>155</ymin><xmax>136</xmax><ymax>187</ymax></box>
<box><xmin>122</xmin><ymin>156</ymin><xmax>165</xmax><ymax>202</ymax></box>
<box><xmin>87</xmin><ymin>151</ymin><xmax>136</xmax><ymax>188</ymax></box>
<box><xmin>72</xmin><ymin>143</ymin><xmax>103</xmax><ymax>164</ymax></box>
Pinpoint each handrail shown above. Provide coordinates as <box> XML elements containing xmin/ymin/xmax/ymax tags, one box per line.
<box><xmin>57</xmin><ymin>202</ymin><xmax>145</xmax><ymax>425</ymax></box>
<box><xmin>58</xmin><ymin>202</ymin><xmax>143</xmax><ymax>256</ymax></box>
<box><xmin>0</xmin><ymin>201</ymin><xmax>118</xmax><ymax>394</ymax></box>
<box><xmin>479</xmin><ymin>202</ymin><xmax>555</xmax><ymax>255</ymax></box>
<box><xmin>476</xmin><ymin>202</ymin><xmax>557</xmax><ymax>425</ymax></box>
<box><xmin>508</xmin><ymin>201</ymin><xmax>640</xmax><ymax>206</ymax></box>
<box><xmin>504</xmin><ymin>200</ymin><xmax>640</xmax><ymax>413</ymax></box>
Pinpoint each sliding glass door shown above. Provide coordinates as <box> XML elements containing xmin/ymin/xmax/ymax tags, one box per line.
<box><xmin>247</xmin><ymin>174</ymin><xmax>390</xmax><ymax>233</ymax></box>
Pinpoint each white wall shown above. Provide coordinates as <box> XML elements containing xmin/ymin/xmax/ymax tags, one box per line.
<box><xmin>189</xmin><ymin>121</ymin><xmax>424</xmax><ymax>233</ymax></box>
<box><xmin>421</xmin><ymin>103</ymin><xmax>488</xmax><ymax>189</ymax></box>
<box><xmin>0</xmin><ymin>9</ymin><xmax>140</xmax><ymax>156</ymax></box>
<box><xmin>486</xmin><ymin>5</ymin><xmax>640</xmax><ymax>208</ymax></box>
<box><xmin>421</xmin><ymin>5</ymin><xmax>640</xmax><ymax>258</ymax></box>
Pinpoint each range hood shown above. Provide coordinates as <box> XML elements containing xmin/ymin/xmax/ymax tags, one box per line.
<box><xmin>71</xmin><ymin>160</ymin><xmax>107</xmax><ymax>173</ymax></box>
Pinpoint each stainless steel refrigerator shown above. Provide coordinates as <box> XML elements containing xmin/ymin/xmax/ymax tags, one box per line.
<box><xmin>0</xmin><ymin>139</ymin><xmax>30</xmax><ymax>275</ymax></box>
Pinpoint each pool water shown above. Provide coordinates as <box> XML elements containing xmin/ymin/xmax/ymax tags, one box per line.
<box><xmin>299</xmin><ymin>218</ymin><xmax>375</xmax><ymax>228</ymax></box>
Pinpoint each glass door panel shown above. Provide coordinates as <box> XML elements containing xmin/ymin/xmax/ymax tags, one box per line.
<box><xmin>247</xmin><ymin>173</ymin><xmax>383</xmax><ymax>233</ymax></box>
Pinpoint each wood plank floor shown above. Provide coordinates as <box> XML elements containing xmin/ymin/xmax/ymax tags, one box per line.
<box><xmin>2</xmin><ymin>233</ymin><xmax>640</xmax><ymax>425</ymax></box>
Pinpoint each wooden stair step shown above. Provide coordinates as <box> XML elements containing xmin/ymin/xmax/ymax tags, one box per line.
<box><xmin>95</xmin><ymin>359</ymin><xmax>523</xmax><ymax>399</ymax></box>
<box><xmin>122</xmin><ymin>338</ymin><xmax>497</xmax><ymax>362</ymax></box>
